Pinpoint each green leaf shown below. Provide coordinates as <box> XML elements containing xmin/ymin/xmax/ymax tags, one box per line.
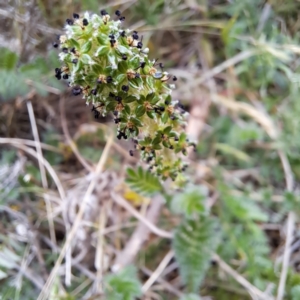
<box><xmin>161</xmin><ymin>111</ymin><xmax>169</xmax><ymax>124</ymax></box>
<box><xmin>92</xmin><ymin>64</ymin><xmax>103</xmax><ymax>74</ymax></box>
<box><xmin>81</xmin><ymin>41</ymin><xmax>92</xmax><ymax>53</ymax></box>
<box><xmin>118</xmin><ymin>61</ymin><xmax>128</xmax><ymax>73</ymax></box>
<box><xmin>68</xmin><ymin>38</ymin><xmax>80</xmax><ymax>48</ymax></box>
<box><xmin>96</xmin><ymin>46</ymin><xmax>109</xmax><ymax>56</ymax></box>
<box><xmin>173</xmin><ymin>216</ymin><xmax>220</xmax><ymax>293</ymax></box>
<box><xmin>171</xmin><ymin>185</ymin><xmax>208</xmax><ymax>218</ymax></box>
<box><xmin>97</xmin><ymin>34</ymin><xmax>108</xmax><ymax>45</ymax></box>
<box><xmin>135</xmin><ymin>105</ymin><xmax>146</xmax><ymax>117</ymax></box>
<box><xmin>117</xmin><ymin>44</ymin><xmax>131</xmax><ymax>55</ymax></box>
<box><xmin>215</xmin><ymin>143</ymin><xmax>251</xmax><ymax>162</ymax></box>
<box><xmin>116</xmin><ymin>74</ymin><xmax>127</xmax><ymax>85</ymax></box>
<box><xmin>124</xmin><ymin>104</ymin><xmax>131</xmax><ymax>115</ymax></box>
<box><xmin>163</xmin><ymin>126</ymin><xmax>172</xmax><ymax>135</ymax></box>
<box><xmin>104</xmin><ymin>265</ymin><xmax>142</xmax><ymax>300</ymax></box>
<box><xmin>291</xmin><ymin>285</ymin><xmax>300</xmax><ymax>300</ymax></box>
<box><xmin>124</xmin><ymin>95</ymin><xmax>138</xmax><ymax>104</ymax></box>
<box><xmin>222</xmin><ymin>192</ymin><xmax>268</xmax><ymax>222</ymax></box>
<box><xmin>126</xmin><ymin>167</ymin><xmax>163</xmax><ymax>196</ymax></box>
<box><xmin>81</xmin><ymin>54</ymin><xmax>92</xmax><ymax>64</ymax></box>
<box><xmin>0</xmin><ymin>48</ymin><xmax>18</xmax><ymax>70</ymax></box>
<box><xmin>131</xmin><ymin>117</ymin><xmax>143</xmax><ymax>127</ymax></box>
<box><xmin>152</xmin><ymin>136</ymin><xmax>162</xmax><ymax>145</ymax></box>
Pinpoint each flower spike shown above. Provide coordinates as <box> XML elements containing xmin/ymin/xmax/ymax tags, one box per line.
<box><xmin>54</xmin><ymin>10</ymin><xmax>195</xmax><ymax>183</ymax></box>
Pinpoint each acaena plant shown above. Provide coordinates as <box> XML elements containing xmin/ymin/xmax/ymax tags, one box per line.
<box><xmin>54</xmin><ymin>9</ymin><xmax>195</xmax><ymax>183</ymax></box>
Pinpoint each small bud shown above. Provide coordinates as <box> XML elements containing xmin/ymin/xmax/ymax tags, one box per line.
<box><xmin>100</xmin><ymin>9</ymin><xmax>108</xmax><ymax>15</ymax></box>
<box><xmin>119</xmin><ymin>16</ymin><xmax>125</xmax><ymax>21</ymax></box>
<box><xmin>115</xmin><ymin>10</ymin><xmax>121</xmax><ymax>16</ymax></box>
<box><xmin>53</xmin><ymin>42</ymin><xmax>58</xmax><ymax>48</ymax></box>
<box><xmin>72</xmin><ymin>58</ymin><xmax>78</xmax><ymax>64</ymax></box>
<box><xmin>137</xmin><ymin>41</ymin><xmax>143</xmax><ymax>49</ymax></box>
<box><xmin>129</xmin><ymin>150</ymin><xmax>134</xmax><ymax>156</ymax></box>
<box><xmin>173</xmin><ymin>76</ymin><xmax>177</xmax><ymax>81</ymax></box>
<box><xmin>72</xmin><ymin>87</ymin><xmax>82</xmax><ymax>96</ymax></box>
<box><xmin>132</xmin><ymin>33</ymin><xmax>139</xmax><ymax>40</ymax></box>
<box><xmin>91</xmin><ymin>89</ymin><xmax>97</xmax><ymax>95</ymax></box>
<box><xmin>63</xmin><ymin>74</ymin><xmax>69</xmax><ymax>79</ymax></box>
<box><xmin>82</xmin><ymin>18</ymin><xmax>89</xmax><ymax>26</ymax></box>
<box><xmin>122</xmin><ymin>54</ymin><xmax>127</xmax><ymax>60</ymax></box>
<box><xmin>122</xmin><ymin>85</ymin><xmax>129</xmax><ymax>92</ymax></box>
<box><xmin>73</xmin><ymin>13</ymin><xmax>80</xmax><ymax>19</ymax></box>
<box><xmin>66</xmin><ymin>18</ymin><xmax>74</xmax><ymax>25</ymax></box>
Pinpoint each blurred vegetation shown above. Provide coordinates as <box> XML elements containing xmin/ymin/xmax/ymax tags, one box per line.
<box><xmin>1</xmin><ymin>0</ymin><xmax>300</xmax><ymax>299</ymax></box>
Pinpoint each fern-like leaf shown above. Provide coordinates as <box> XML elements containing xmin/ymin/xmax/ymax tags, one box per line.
<box><xmin>171</xmin><ymin>184</ymin><xmax>208</xmax><ymax>218</ymax></box>
<box><xmin>173</xmin><ymin>216</ymin><xmax>220</xmax><ymax>293</ymax></box>
<box><xmin>104</xmin><ymin>265</ymin><xmax>142</xmax><ymax>300</ymax></box>
<box><xmin>126</xmin><ymin>167</ymin><xmax>163</xmax><ymax>196</ymax></box>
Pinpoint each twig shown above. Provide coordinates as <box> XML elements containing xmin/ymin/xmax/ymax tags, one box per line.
<box><xmin>37</xmin><ymin>133</ymin><xmax>114</xmax><ymax>300</ymax></box>
<box><xmin>179</xmin><ymin>49</ymin><xmax>257</xmax><ymax>93</ymax></box>
<box><xmin>112</xmin><ymin>194</ymin><xmax>166</xmax><ymax>271</ymax></box>
<box><xmin>0</xmin><ymin>137</ymin><xmax>61</xmax><ymax>152</ymax></box>
<box><xmin>94</xmin><ymin>202</ymin><xmax>108</xmax><ymax>294</ymax></box>
<box><xmin>141</xmin><ymin>266</ymin><xmax>183</xmax><ymax>298</ymax></box>
<box><xmin>27</xmin><ymin>100</ymin><xmax>57</xmax><ymax>247</ymax></box>
<box><xmin>276</xmin><ymin>150</ymin><xmax>295</xmax><ymax>300</ymax></box>
<box><xmin>111</xmin><ymin>192</ymin><xmax>173</xmax><ymax>240</ymax></box>
<box><xmin>213</xmin><ymin>254</ymin><xmax>272</xmax><ymax>300</ymax></box>
<box><xmin>142</xmin><ymin>250</ymin><xmax>174</xmax><ymax>293</ymax></box>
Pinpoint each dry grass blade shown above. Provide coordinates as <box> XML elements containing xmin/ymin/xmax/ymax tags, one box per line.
<box><xmin>37</xmin><ymin>133</ymin><xmax>114</xmax><ymax>300</ymax></box>
<box><xmin>213</xmin><ymin>254</ymin><xmax>273</xmax><ymax>300</ymax></box>
<box><xmin>276</xmin><ymin>150</ymin><xmax>295</xmax><ymax>300</ymax></box>
<box><xmin>0</xmin><ymin>138</ymin><xmax>66</xmax><ymax>200</ymax></box>
<box><xmin>111</xmin><ymin>192</ymin><xmax>173</xmax><ymax>239</ymax></box>
<box><xmin>27</xmin><ymin>100</ymin><xmax>57</xmax><ymax>247</ymax></box>
<box><xmin>142</xmin><ymin>250</ymin><xmax>174</xmax><ymax>293</ymax></box>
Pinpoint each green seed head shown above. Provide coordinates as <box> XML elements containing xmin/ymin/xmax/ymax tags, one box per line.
<box><xmin>55</xmin><ymin>11</ymin><xmax>195</xmax><ymax>182</ymax></box>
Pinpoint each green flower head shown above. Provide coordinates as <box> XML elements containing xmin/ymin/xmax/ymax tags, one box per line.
<box><xmin>54</xmin><ymin>10</ymin><xmax>195</xmax><ymax>182</ymax></box>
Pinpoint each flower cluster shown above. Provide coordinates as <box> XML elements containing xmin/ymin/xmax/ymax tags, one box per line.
<box><xmin>54</xmin><ymin>10</ymin><xmax>195</xmax><ymax>182</ymax></box>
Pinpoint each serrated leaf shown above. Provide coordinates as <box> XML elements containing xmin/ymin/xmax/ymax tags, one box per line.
<box><xmin>126</xmin><ymin>167</ymin><xmax>163</xmax><ymax>196</ymax></box>
<box><xmin>173</xmin><ymin>216</ymin><xmax>220</xmax><ymax>293</ymax></box>
<box><xmin>171</xmin><ymin>185</ymin><xmax>208</xmax><ymax>217</ymax></box>
<box><xmin>104</xmin><ymin>265</ymin><xmax>142</xmax><ymax>300</ymax></box>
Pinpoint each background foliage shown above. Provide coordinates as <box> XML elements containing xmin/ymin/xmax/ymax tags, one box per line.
<box><xmin>1</xmin><ymin>0</ymin><xmax>300</xmax><ymax>299</ymax></box>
